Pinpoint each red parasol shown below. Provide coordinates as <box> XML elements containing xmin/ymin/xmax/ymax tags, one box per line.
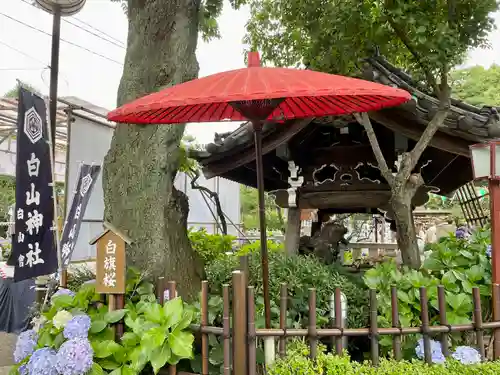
<box><xmin>108</xmin><ymin>52</ymin><xmax>411</xmax><ymax>328</ymax></box>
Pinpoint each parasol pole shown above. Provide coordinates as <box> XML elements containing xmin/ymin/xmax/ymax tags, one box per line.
<box><xmin>252</xmin><ymin>120</ymin><xmax>272</xmax><ymax>329</ymax></box>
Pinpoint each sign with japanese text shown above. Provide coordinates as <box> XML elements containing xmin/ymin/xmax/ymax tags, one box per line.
<box><xmin>95</xmin><ymin>231</ymin><xmax>126</xmax><ymax>294</ymax></box>
<box><xmin>12</xmin><ymin>88</ymin><xmax>57</xmax><ymax>281</ymax></box>
<box><xmin>60</xmin><ymin>164</ymin><xmax>101</xmax><ymax>268</ymax></box>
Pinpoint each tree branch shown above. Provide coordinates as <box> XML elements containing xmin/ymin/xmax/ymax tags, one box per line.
<box><xmin>386</xmin><ymin>17</ymin><xmax>439</xmax><ymax>95</ymax></box>
<box><xmin>188</xmin><ymin>167</ymin><xmax>228</xmax><ymax>234</ymax></box>
<box><xmin>354</xmin><ymin>113</ymin><xmax>394</xmax><ymax>186</ymax></box>
<box><xmin>401</xmin><ymin>73</ymin><xmax>451</xmax><ymax>177</ymax></box>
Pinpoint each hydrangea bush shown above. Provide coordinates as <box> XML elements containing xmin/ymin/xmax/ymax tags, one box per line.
<box><xmin>267</xmin><ymin>340</ymin><xmax>499</xmax><ymax>374</ymax></box>
<box><xmin>414</xmin><ymin>339</ymin><xmax>481</xmax><ymax>365</ymax></box>
<box><xmin>364</xmin><ymin>227</ymin><xmax>492</xmax><ymax>356</ymax></box>
<box><xmin>11</xmin><ymin>267</ymin><xmax>196</xmax><ymax>375</ymax></box>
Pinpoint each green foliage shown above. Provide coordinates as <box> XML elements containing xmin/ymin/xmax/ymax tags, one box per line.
<box><xmin>244</xmin><ymin>0</ymin><xmax>498</xmax><ymax>88</ymax></box>
<box><xmin>206</xmin><ymin>251</ymin><xmax>369</xmax><ymax>329</ymax></box>
<box><xmin>12</xmin><ymin>268</ymin><xmax>196</xmax><ymax>375</ymax></box>
<box><xmin>66</xmin><ymin>266</ymin><xmax>96</xmax><ymax>292</ymax></box>
<box><xmin>268</xmin><ymin>341</ymin><xmax>500</xmax><ymax>375</ymax></box>
<box><xmin>4</xmin><ymin>82</ymin><xmax>41</xmax><ymax>98</ymax></box>
<box><xmin>451</xmin><ymin>64</ymin><xmax>500</xmax><ymax>107</ymax></box>
<box><xmin>240</xmin><ymin>185</ymin><xmax>286</xmax><ymax>232</ymax></box>
<box><xmin>188</xmin><ymin>228</ymin><xmax>235</xmax><ymax>263</ymax></box>
<box><xmin>364</xmin><ymin>228</ymin><xmax>491</xmax><ymax>353</ymax></box>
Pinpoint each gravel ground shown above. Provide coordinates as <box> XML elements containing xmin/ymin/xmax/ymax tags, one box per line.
<box><xmin>0</xmin><ymin>332</ymin><xmax>16</xmax><ymax>366</ymax></box>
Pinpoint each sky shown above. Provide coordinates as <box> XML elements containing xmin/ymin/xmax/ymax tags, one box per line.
<box><xmin>1</xmin><ymin>1</ymin><xmax>500</xmax><ymax>144</ymax></box>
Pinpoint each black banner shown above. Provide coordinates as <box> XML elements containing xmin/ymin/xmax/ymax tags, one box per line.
<box><xmin>12</xmin><ymin>88</ymin><xmax>57</xmax><ymax>281</ymax></box>
<box><xmin>60</xmin><ymin>164</ymin><xmax>101</xmax><ymax>268</ymax></box>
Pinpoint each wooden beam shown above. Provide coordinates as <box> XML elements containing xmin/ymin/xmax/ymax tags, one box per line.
<box><xmin>369</xmin><ymin>110</ymin><xmax>471</xmax><ymax>157</ymax></box>
<box><xmin>201</xmin><ymin>118</ymin><xmax>313</xmax><ymax>178</ymax></box>
<box><xmin>304</xmin><ymin>145</ymin><xmax>377</xmax><ymax>166</ymax></box>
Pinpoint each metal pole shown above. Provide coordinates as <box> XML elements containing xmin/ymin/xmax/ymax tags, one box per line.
<box><xmin>252</xmin><ymin>121</ymin><xmax>271</xmax><ymax>329</ymax></box>
<box><xmin>49</xmin><ymin>5</ymin><xmax>61</xmax><ymax>150</ymax></box>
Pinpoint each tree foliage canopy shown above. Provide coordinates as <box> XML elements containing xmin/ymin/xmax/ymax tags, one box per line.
<box><xmin>243</xmin><ymin>0</ymin><xmax>497</xmax><ymax>94</ymax></box>
<box><xmin>451</xmin><ymin>64</ymin><xmax>500</xmax><ymax>106</ymax></box>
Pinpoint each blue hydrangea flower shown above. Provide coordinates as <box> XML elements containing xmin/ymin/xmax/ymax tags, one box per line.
<box><xmin>51</xmin><ymin>288</ymin><xmax>75</xmax><ymax>299</ymax></box>
<box><xmin>415</xmin><ymin>338</ymin><xmax>445</xmax><ymax>363</ymax></box>
<box><xmin>55</xmin><ymin>338</ymin><xmax>94</xmax><ymax>375</ymax></box>
<box><xmin>452</xmin><ymin>346</ymin><xmax>481</xmax><ymax>364</ymax></box>
<box><xmin>63</xmin><ymin>314</ymin><xmax>91</xmax><ymax>340</ymax></box>
<box><xmin>26</xmin><ymin>348</ymin><xmax>58</xmax><ymax>375</ymax></box>
<box><xmin>487</xmin><ymin>245</ymin><xmax>492</xmax><ymax>258</ymax></box>
<box><xmin>455</xmin><ymin>229</ymin><xmax>466</xmax><ymax>239</ymax></box>
<box><xmin>18</xmin><ymin>364</ymin><xmax>27</xmax><ymax>375</ymax></box>
<box><xmin>13</xmin><ymin>329</ymin><xmax>38</xmax><ymax>363</ymax></box>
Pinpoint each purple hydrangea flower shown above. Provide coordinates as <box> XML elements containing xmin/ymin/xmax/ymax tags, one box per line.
<box><xmin>63</xmin><ymin>315</ymin><xmax>91</xmax><ymax>340</ymax></box>
<box><xmin>19</xmin><ymin>364</ymin><xmax>27</xmax><ymax>375</ymax></box>
<box><xmin>13</xmin><ymin>329</ymin><xmax>38</xmax><ymax>363</ymax></box>
<box><xmin>26</xmin><ymin>348</ymin><xmax>58</xmax><ymax>375</ymax></box>
<box><xmin>487</xmin><ymin>245</ymin><xmax>492</xmax><ymax>258</ymax></box>
<box><xmin>452</xmin><ymin>346</ymin><xmax>481</xmax><ymax>364</ymax></box>
<box><xmin>455</xmin><ymin>229</ymin><xmax>466</xmax><ymax>239</ymax></box>
<box><xmin>415</xmin><ymin>338</ymin><xmax>445</xmax><ymax>363</ymax></box>
<box><xmin>55</xmin><ymin>338</ymin><xmax>94</xmax><ymax>375</ymax></box>
<box><xmin>51</xmin><ymin>288</ymin><xmax>75</xmax><ymax>299</ymax></box>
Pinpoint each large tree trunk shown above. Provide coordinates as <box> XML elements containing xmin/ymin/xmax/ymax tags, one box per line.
<box><xmin>390</xmin><ymin>170</ymin><xmax>424</xmax><ymax>269</ymax></box>
<box><xmin>391</xmin><ymin>195</ymin><xmax>420</xmax><ymax>268</ymax></box>
<box><xmin>102</xmin><ymin>0</ymin><xmax>203</xmax><ymax>299</ymax></box>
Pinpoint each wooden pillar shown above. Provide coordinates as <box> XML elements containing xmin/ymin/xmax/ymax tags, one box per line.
<box><xmin>285</xmin><ymin>208</ymin><xmax>301</xmax><ymax>255</ymax></box>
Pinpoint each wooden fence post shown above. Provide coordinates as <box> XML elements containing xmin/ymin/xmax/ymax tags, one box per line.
<box><xmin>232</xmin><ymin>270</ymin><xmax>248</xmax><ymax>375</ymax></box>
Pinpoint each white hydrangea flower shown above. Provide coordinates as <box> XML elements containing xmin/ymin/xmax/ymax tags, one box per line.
<box><xmin>53</xmin><ymin>311</ymin><xmax>73</xmax><ymax>329</ymax></box>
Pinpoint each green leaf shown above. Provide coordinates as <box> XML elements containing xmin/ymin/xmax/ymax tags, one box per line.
<box><xmin>90</xmin><ymin>320</ymin><xmax>108</xmax><ymax>334</ymax></box>
<box><xmin>105</xmin><ymin>309</ymin><xmax>128</xmax><ymax>324</ymax></box>
<box><xmin>53</xmin><ymin>332</ymin><xmax>65</xmax><ymax>349</ymax></box>
<box><xmin>38</xmin><ymin>330</ymin><xmax>53</xmax><ymax>347</ymax></box>
<box><xmin>92</xmin><ymin>340</ymin><xmax>122</xmax><ymax>358</ymax></box>
<box><xmin>423</xmin><ymin>257</ymin><xmax>441</xmax><ymax>271</ymax></box>
<box><xmin>466</xmin><ymin>265</ymin><xmax>484</xmax><ymax>282</ymax></box>
<box><xmin>168</xmin><ymin>328</ymin><xmax>194</xmax><ymax>359</ymax></box>
<box><xmin>141</xmin><ymin>326</ymin><xmax>167</xmax><ymax>353</ymax></box>
<box><xmin>109</xmin><ymin>367</ymin><xmax>122</xmax><ymax>375</ymax></box>
<box><xmin>51</xmin><ymin>295</ymin><xmax>75</xmax><ymax>309</ymax></box>
<box><xmin>163</xmin><ymin>297</ymin><xmax>184</xmax><ymax>328</ymax></box>
<box><xmin>143</xmin><ymin>303</ymin><xmax>165</xmax><ymax>324</ymax></box>
<box><xmin>150</xmin><ymin>343</ymin><xmax>172</xmax><ymax>374</ymax></box>
<box><xmin>98</xmin><ymin>359</ymin><xmax>121</xmax><ymax>370</ymax></box>
<box><xmin>121</xmin><ymin>332</ymin><xmax>139</xmax><ymax>347</ymax></box>
<box><xmin>446</xmin><ymin>293</ymin><xmax>472</xmax><ymax>315</ymax></box>
<box><xmin>209</xmin><ymin>342</ymin><xmax>224</xmax><ymax>365</ymax></box>
<box><xmin>173</xmin><ymin>309</ymin><xmax>194</xmax><ymax>331</ymax></box>
<box><xmin>441</xmin><ymin>270</ymin><xmax>456</xmax><ymax>287</ymax></box>
<box><xmin>136</xmin><ymin>282</ymin><xmax>154</xmax><ymax>296</ymax></box>
<box><xmin>447</xmin><ymin>312</ymin><xmax>471</xmax><ymax>325</ymax></box>
<box><xmin>89</xmin><ymin>363</ymin><xmax>105</xmax><ymax>375</ymax></box>
<box><xmin>128</xmin><ymin>346</ymin><xmax>148</xmax><ymax>373</ymax></box>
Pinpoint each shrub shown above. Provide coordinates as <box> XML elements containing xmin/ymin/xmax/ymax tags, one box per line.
<box><xmin>188</xmin><ymin>228</ymin><xmax>236</xmax><ymax>264</ymax></box>
<box><xmin>364</xmin><ymin>228</ymin><xmax>491</xmax><ymax>354</ymax></box>
<box><xmin>11</xmin><ymin>267</ymin><xmax>196</xmax><ymax>375</ymax></box>
<box><xmin>206</xmin><ymin>251</ymin><xmax>369</xmax><ymax>329</ymax></box>
<box><xmin>66</xmin><ymin>266</ymin><xmax>96</xmax><ymax>292</ymax></box>
<box><xmin>268</xmin><ymin>341</ymin><xmax>500</xmax><ymax>375</ymax></box>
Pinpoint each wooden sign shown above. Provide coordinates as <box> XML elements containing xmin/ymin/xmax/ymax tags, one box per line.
<box><xmin>90</xmin><ymin>222</ymin><xmax>130</xmax><ymax>294</ymax></box>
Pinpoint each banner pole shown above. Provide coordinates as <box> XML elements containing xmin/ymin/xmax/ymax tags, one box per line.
<box><xmin>45</xmin><ymin>97</ymin><xmax>62</xmax><ymax>285</ymax></box>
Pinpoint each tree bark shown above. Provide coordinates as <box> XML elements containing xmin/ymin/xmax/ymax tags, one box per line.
<box><xmin>102</xmin><ymin>0</ymin><xmax>203</xmax><ymax>299</ymax></box>
<box><xmin>390</xmin><ymin>173</ymin><xmax>423</xmax><ymax>268</ymax></box>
